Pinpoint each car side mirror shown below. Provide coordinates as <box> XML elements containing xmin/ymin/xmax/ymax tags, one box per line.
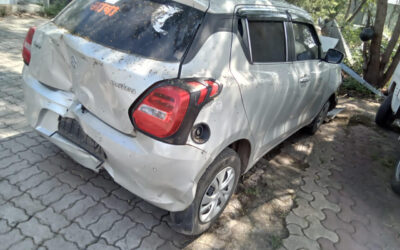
<box><xmin>324</xmin><ymin>49</ymin><xmax>344</xmax><ymax>64</ymax></box>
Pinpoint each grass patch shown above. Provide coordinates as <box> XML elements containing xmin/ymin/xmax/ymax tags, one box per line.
<box><xmin>347</xmin><ymin>114</ymin><xmax>373</xmax><ymax>127</ymax></box>
<box><xmin>339</xmin><ymin>77</ymin><xmax>376</xmax><ymax>99</ymax></box>
<box><xmin>0</xmin><ymin>6</ymin><xmax>9</xmax><ymax>17</ymax></box>
<box><xmin>270</xmin><ymin>235</ymin><xmax>282</xmax><ymax>250</ymax></box>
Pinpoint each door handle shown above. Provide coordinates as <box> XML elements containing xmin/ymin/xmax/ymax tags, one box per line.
<box><xmin>299</xmin><ymin>77</ymin><xmax>310</xmax><ymax>84</ymax></box>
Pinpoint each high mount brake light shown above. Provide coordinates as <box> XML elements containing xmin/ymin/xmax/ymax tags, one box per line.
<box><xmin>131</xmin><ymin>79</ymin><xmax>222</xmax><ymax>144</ymax></box>
<box><xmin>22</xmin><ymin>27</ymin><xmax>36</xmax><ymax>65</ymax></box>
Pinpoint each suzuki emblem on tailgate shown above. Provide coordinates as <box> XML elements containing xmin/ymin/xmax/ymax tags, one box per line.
<box><xmin>70</xmin><ymin>55</ymin><xmax>78</xmax><ymax>69</ymax></box>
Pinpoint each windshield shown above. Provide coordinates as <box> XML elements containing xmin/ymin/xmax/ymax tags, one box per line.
<box><xmin>54</xmin><ymin>0</ymin><xmax>204</xmax><ymax>62</ymax></box>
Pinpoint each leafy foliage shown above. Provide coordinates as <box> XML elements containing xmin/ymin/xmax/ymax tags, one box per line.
<box><xmin>42</xmin><ymin>0</ymin><xmax>69</xmax><ymax>17</ymax></box>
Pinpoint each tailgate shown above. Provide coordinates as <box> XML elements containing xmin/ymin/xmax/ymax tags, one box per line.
<box><xmin>28</xmin><ymin>0</ymin><xmax>204</xmax><ymax>134</ymax></box>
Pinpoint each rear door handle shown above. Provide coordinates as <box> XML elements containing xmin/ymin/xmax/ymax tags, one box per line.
<box><xmin>299</xmin><ymin>77</ymin><xmax>310</xmax><ymax>84</ymax></box>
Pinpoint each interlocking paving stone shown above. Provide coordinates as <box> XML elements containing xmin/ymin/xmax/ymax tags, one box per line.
<box><xmin>36</xmin><ymin>159</ymin><xmax>66</xmax><ymax>176</ymax></box>
<box><xmin>0</xmin><ymin>219</ymin><xmax>11</xmax><ymax>234</ymax></box>
<box><xmin>310</xmin><ymin>192</ymin><xmax>340</xmax><ymax>213</ymax></box>
<box><xmin>0</xmin><ymin>180</ymin><xmax>22</xmax><ymax>200</ymax></box>
<box><xmin>15</xmin><ymin>135</ymin><xmax>40</xmax><ymax>148</ymax></box>
<box><xmin>75</xmin><ymin>202</ymin><xmax>109</xmax><ymax>228</ymax></box>
<box><xmin>301</xmin><ymin>176</ymin><xmax>329</xmax><ymax>195</ymax></box>
<box><xmin>112</xmin><ymin>187</ymin><xmax>140</xmax><ymax>202</ymax></box>
<box><xmin>78</xmin><ymin>182</ymin><xmax>108</xmax><ymax>201</ymax></box>
<box><xmin>1</xmin><ymin>139</ymin><xmax>26</xmax><ymax>153</ymax></box>
<box><xmin>285</xmin><ymin>211</ymin><xmax>308</xmax><ymax>229</ymax></box>
<box><xmin>0</xmin><ymin>229</ymin><xmax>25</xmax><ymax>249</ymax></box>
<box><xmin>126</xmin><ymin>207</ymin><xmax>160</xmax><ymax>230</ymax></box>
<box><xmin>88</xmin><ymin>210</ymin><xmax>122</xmax><ymax>237</ymax></box>
<box><xmin>321</xmin><ymin>210</ymin><xmax>355</xmax><ymax>234</ymax></box>
<box><xmin>90</xmin><ymin>174</ymin><xmax>120</xmax><ymax>193</ymax></box>
<box><xmin>283</xmin><ymin>234</ymin><xmax>320</xmax><ymax>250</ymax></box>
<box><xmin>52</xmin><ymin>190</ymin><xmax>86</xmax><ymax>213</ymax></box>
<box><xmin>60</xmin><ymin>222</ymin><xmax>96</xmax><ymax>249</ymax></box>
<box><xmin>7</xmin><ymin>165</ymin><xmax>42</xmax><ymax>185</ymax></box>
<box><xmin>87</xmin><ymin>239</ymin><xmax>120</xmax><ymax>250</ymax></box>
<box><xmin>18</xmin><ymin>172</ymin><xmax>50</xmax><ymax>191</ymax></box>
<box><xmin>63</xmin><ymin>196</ymin><xmax>97</xmax><ymax>221</ymax></box>
<box><xmin>0</xmin><ymin>160</ymin><xmax>30</xmax><ymax>178</ymax></box>
<box><xmin>158</xmin><ymin>241</ymin><xmax>181</xmax><ymax>250</ymax></box>
<box><xmin>293</xmin><ymin>198</ymin><xmax>325</xmax><ymax>220</ymax></box>
<box><xmin>39</xmin><ymin>183</ymin><xmax>74</xmax><ymax>206</ymax></box>
<box><xmin>56</xmin><ymin>171</ymin><xmax>86</xmax><ymax>188</ymax></box>
<box><xmin>18</xmin><ymin>149</ymin><xmax>45</xmax><ymax>165</ymax></box>
<box><xmin>304</xmin><ymin>215</ymin><xmax>339</xmax><ymax>243</ymax></box>
<box><xmin>136</xmin><ymin>200</ymin><xmax>168</xmax><ymax>219</ymax></box>
<box><xmin>101</xmin><ymin>216</ymin><xmax>136</xmax><ymax>244</ymax></box>
<box><xmin>0</xmin><ymin>202</ymin><xmax>29</xmax><ymax>227</ymax></box>
<box><xmin>334</xmin><ymin>229</ymin><xmax>368</xmax><ymax>250</ymax></box>
<box><xmin>101</xmin><ymin>194</ymin><xmax>132</xmax><ymax>215</ymax></box>
<box><xmin>43</xmin><ymin>235</ymin><xmax>79</xmax><ymax>250</ymax></box>
<box><xmin>35</xmin><ymin>207</ymin><xmax>70</xmax><ymax>232</ymax></box>
<box><xmin>27</xmin><ymin>177</ymin><xmax>63</xmax><ymax>199</ymax></box>
<box><xmin>18</xmin><ymin>217</ymin><xmax>54</xmax><ymax>245</ymax></box>
<box><xmin>8</xmin><ymin>237</ymin><xmax>36</xmax><ymax>250</ymax></box>
<box><xmin>115</xmin><ymin>224</ymin><xmax>150</xmax><ymax>249</ymax></box>
<box><xmin>11</xmin><ymin>193</ymin><xmax>46</xmax><ymax>216</ymax></box>
<box><xmin>287</xmin><ymin>223</ymin><xmax>304</xmax><ymax>236</ymax></box>
<box><xmin>140</xmin><ymin>232</ymin><xmax>166</xmax><ymax>249</ymax></box>
<box><xmin>317</xmin><ymin>238</ymin><xmax>336</xmax><ymax>250</ymax></box>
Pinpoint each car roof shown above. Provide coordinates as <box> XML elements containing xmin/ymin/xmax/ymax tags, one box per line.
<box><xmin>176</xmin><ymin>0</ymin><xmax>312</xmax><ymax>23</ymax></box>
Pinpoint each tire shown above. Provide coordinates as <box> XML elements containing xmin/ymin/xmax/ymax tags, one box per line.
<box><xmin>306</xmin><ymin>100</ymin><xmax>330</xmax><ymax>135</ymax></box>
<box><xmin>169</xmin><ymin>148</ymin><xmax>241</xmax><ymax>235</ymax></box>
<box><xmin>375</xmin><ymin>94</ymin><xmax>395</xmax><ymax>128</ymax></box>
<box><xmin>391</xmin><ymin>160</ymin><xmax>400</xmax><ymax>195</ymax></box>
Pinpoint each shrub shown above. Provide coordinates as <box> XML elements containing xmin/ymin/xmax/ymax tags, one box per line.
<box><xmin>43</xmin><ymin>0</ymin><xmax>69</xmax><ymax>17</ymax></box>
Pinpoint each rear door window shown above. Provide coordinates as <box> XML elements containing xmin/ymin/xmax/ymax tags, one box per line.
<box><xmin>247</xmin><ymin>21</ymin><xmax>286</xmax><ymax>63</ymax></box>
<box><xmin>54</xmin><ymin>0</ymin><xmax>204</xmax><ymax>62</ymax></box>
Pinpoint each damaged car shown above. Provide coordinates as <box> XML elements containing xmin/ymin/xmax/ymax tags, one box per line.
<box><xmin>22</xmin><ymin>0</ymin><xmax>343</xmax><ymax>235</ymax></box>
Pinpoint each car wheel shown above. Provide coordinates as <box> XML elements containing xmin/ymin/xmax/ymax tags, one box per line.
<box><xmin>392</xmin><ymin>160</ymin><xmax>400</xmax><ymax>195</ymax></box>
<box><xmin>375</xmin><ymin>94</ymin><xmax>395</xmax><ymax>127</ymax></box>
<box><xmin>306</xmin><ymin>100</ymin><xmax>330</xmax><ymax>135</ymax></box>
<box><xmin>169</xmin><ymin>148</ymin><xmax>240</xmax><ymax>235</ymax></box>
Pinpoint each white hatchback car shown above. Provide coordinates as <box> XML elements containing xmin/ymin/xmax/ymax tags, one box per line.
<box><xmin>22</xmin><ymin>0</ymin><xmax>343</xmax><ymax>234</ymax></box>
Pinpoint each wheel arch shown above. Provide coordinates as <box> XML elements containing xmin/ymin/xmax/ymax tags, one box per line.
<box><xmin>228</xmin><ymin>139</ymin><xmax>251</xmax><ymax>175</ymax></box>
<box><xmin>389</xmin><ymin>81</ymin><xmax>397</xmax><ymax>95</ymax></box>
<box><xmin>328</xmin><ymin>93</ymin><xmax>338</xmax><ymax>111</ymax></box>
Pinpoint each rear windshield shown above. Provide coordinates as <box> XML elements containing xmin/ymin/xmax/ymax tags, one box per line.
<box><xmin>54</xmin><ymin>0</ymin><xmax>204</xmax><ymax>62</ymax></box>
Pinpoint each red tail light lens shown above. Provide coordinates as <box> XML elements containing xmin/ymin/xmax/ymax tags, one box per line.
<box><xmin>22</xmin><ymin>27</ymin><xmax>36</xmax><ymax>65</ymax></box>
<box><xmin>131</xmin><ymin>78</ymin><xmax>222</xmax><ymax>144</ymax></box>
<box><xmin>133</xmin><ymin>86</ymin><xmax>190</xmax><ymax>138</ymax></box>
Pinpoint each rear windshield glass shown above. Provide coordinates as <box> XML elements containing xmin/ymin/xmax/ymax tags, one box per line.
<box><xmin>54</xmin><ymin>0</ymin><xmax>204</xmax><ymax>62</ymax></box>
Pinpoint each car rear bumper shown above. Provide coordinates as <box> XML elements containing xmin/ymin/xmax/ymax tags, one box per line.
<box><xmin>22</xmin><ymin>67</ymin><xmax>209</xmax><ymax>212</ymax></box>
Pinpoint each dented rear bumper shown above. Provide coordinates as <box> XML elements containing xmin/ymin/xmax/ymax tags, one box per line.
<box><xmin>22</xmin><ymin>67</ymin><xmax>209</xmax><ymax>212</ymax></box>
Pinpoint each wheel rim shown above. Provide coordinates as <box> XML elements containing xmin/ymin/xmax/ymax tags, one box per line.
<box><xmin>316</xmin><ymin>102</ymin><xmax>330</xmax><ymax>128</ymax></box>
<box><xmin>395</xmin><ymin>161</ymin><xmax>400</xmax><ymax>181</ymax></box>
<box><xmin>199</xmin><ymin>167</ymin><xmax>235</xmax><ymax>223</ymax></box>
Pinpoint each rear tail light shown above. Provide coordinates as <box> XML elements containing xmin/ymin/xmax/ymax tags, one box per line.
<box><xmin>22</xmin><ymin>26</ymin><xmax>36</xmax><ymax>65</ymax></box>
<box><xmin>131</xmin><ymin>79</ymin><xmax>222</xmax><ymax>144</ymax></box>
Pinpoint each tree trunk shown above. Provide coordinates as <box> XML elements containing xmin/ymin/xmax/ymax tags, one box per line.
<box><xmin>382</xmin><ymin>46</ymin><xmax>400</xmax><ymax>86</ymax></box>
<box><xmin>344</xmin><ymin>0</ymin><xmax>353</xmax><ymax>20</ymax></box>
<box><xmin>380</xmin><ymin>12</ymin><xmax>400</xmax><ymax>74</ymax></box>
<box><xmin>364</xmin><ymin>0</ymin><xmax>388</xmax><ymax>86</ymax></box>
